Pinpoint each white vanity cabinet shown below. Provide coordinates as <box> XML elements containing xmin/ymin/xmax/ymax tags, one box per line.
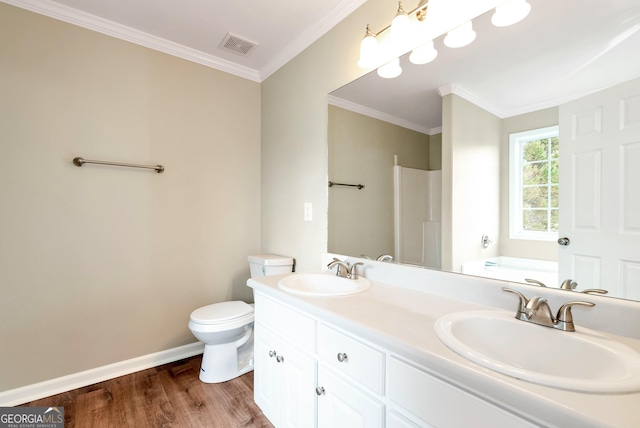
<box><xmin>253</xmin><ymin>291</ymin><xmax>534</xmax><ymax>428</ymax></box>
<box><xmin>388</xmin><ymin>357</ymin><xmax>536</xmax><ymax>428</ymax></box>
<box><xmin>316</xmin><ymin>323</ymin><xmax>386</xmax><ymax>428</ymax></box>
<box><xmin>253</xmin><ymin>294</ymin><xmax>316</xmax><ymax>428</ymax></box>
<box><xmin>316</xmin><ymin>366</ymin><xmax>385</xmax><ymax>428</ymax></box>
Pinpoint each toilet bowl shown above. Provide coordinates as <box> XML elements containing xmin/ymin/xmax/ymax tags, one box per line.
<box><xmin>188</xmin><ymin>254</ymin><xmax>293</xmax><ymax>383</ymax></box>
<box><xmin>189</xmin><ymin>301</ymin><xmax>255</xmax><ymax>383</ymax></box>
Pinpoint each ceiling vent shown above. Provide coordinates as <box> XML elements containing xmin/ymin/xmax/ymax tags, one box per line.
<box><xmin>220</xmin><ymin>33</ymin><xmax>258</xmax><ymax>56</ymax></box>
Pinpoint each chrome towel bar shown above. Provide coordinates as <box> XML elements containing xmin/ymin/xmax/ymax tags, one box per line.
<box><xmin>73</xmin><ymin>157</ymin><xmax>164</xmax><ymax>173</ymax></box>
<box><xmin>328</xmin><ymin>181</ymin><xmax>364</xmax><ymax>189</ymax></box>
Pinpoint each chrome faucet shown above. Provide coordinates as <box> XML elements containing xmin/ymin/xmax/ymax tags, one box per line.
<box><xmin>502</xmin><ymin>287</ymin><xmax>595</xmax><ymax>332</ymax></box>
<box><xmin>376</xmin><ymin>254</ymin><xmax>393</xmax><ymax>262</ymax></box>
<box><xmin>327</xmin><ymin>259</ymin><xmax>363</xmax><ymax>280</ymax></box>
<box><xmin>327</xmin><ymin>258</ymin><xmax>350</xmax><ymax>278</ymax></box>
<box><xmin>560</xmin><ymin>278</ymin><xmax>608</xmax><ymax>295</ymax></box>
<box><xmin>347</xmin><ymin>262</ymin><xmax>364</xmax><ymax>279</ymax></box>
<box><xmin>560</xmin><ymin>279</ymin><xmax>578</xmax><ymax>290</ymax></box>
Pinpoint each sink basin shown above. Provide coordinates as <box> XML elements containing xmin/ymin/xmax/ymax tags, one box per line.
<box><xmin>278</xmin><ymin>272</ymin><xmax>371</xmax><ymax>297</ymax></box>
<box><xmin>435</xmin><ymin>310</ymin><xmax>640</xmax><ymax>393</ymax></box>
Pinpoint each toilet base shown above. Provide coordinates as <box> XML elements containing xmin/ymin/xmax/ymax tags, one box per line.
<box><xmin>198</xmin><ymin>340</ymin><xmax>254</xmax><ymax>383</ymax></box>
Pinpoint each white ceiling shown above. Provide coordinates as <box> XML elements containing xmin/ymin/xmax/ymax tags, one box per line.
<box><xmin>2</xmin><ymin>0</ymin><xmax>366</xmax><ymax>81</ymax></box>
<box><xmin>331</xmin><ymin>0</ymin><xmax>640</xmax><ymax>134</ymax></box>
<box><xmin>5</xmin><ymin>0</ymin><xmax>640</xmax><ymax>132</ymax></box>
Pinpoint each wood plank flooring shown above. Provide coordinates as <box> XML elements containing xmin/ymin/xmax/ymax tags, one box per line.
<box><xmin>22</xmin><ymin>355</ymin><xmax>274</xmax><ymax>428</ymax></box>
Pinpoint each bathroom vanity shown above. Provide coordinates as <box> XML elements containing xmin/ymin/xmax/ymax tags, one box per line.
<box><xmin>247</xmin><ymin>258</ymin><xmax>640</xmax><ymax>427</ymax></box>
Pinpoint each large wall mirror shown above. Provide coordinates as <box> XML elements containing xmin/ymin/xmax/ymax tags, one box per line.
<box><xmin>328</xmin><ymin>0</ymin><xmax>640</xmax><ymax>301</ymax></box>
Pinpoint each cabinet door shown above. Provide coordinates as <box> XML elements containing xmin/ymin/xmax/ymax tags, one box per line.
<box><xmin>254</xmin><ymin>324</ymin><xmax>280</xmax><ymax>426</ymax></box>
<box><xmin>255</xmin><ymin>322</ymin><xmax>316</xmax><ymax>428</ymax></box>
<box><xmin>317</xmin><ymin>366</ymin><xmax>384</xmax><ymax>428</ymax></box>
<box><xmin>279</xmin><ymin>339</ymin><xmax>317</xmax><ymax>428</ymax></box>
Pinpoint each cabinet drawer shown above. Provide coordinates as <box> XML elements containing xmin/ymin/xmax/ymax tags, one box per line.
<box><xmin>388</xmin><ymin>357</ymin><xmax>535</xmax><ymax>428</ymax></box>
<box><xmin>255</xmin><ymin>293</ymin><xmax>316</xmax><ymax>352</ymax></box>
<box><xmin>317</xmin><ymin>323</ymin><xmax>384</xmax><ymax>395</ymax></box>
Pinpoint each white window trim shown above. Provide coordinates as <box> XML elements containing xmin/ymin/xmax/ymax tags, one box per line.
<box><xmin>509</xmin><ymin>125</ymin><xmax>559</xmax><ymax>241</ymax></box>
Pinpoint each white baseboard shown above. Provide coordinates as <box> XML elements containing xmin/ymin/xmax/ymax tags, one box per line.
<box><xmin>0</xmin><ymin>342</ymin><xmax>204</xmax><ymax>406</ymax></box>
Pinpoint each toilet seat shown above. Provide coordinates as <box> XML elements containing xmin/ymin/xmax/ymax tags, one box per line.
<box><xmin>189</xmin><ymin>301</ymin><xmax>254</xmax><ymax>326</ymax></box>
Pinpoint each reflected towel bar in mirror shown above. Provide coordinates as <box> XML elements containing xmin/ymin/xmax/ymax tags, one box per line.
<box><xmin>73</xmin><ymin>157</ymin><xmax>165</xmax><ymax>173</ymax></box>
<box><xmin>328</xmin><ymin>181</ymin><xmax>364</xmax><ymax>189</ymax></box>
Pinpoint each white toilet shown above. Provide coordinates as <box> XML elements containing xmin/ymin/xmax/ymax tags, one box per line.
<box><xmin>188</xmin><ymin>254</ymin><xmax>294</xmax><ymax>383</ymax></box>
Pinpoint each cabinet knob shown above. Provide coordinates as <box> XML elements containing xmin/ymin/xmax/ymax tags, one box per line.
<box><xmin>269</xmin><ymin>350</ymin><xmax>276</xmax><ymax>358</ymax></box>
<box><xmin>315</xmin><ymin>386</ymin><xmax>325</xmax><ymax>396</ymax></box>
<box><xmin>337</xmin><ymin>352</ymin><xmax>348</xmax><ymax>362</ymax></box>
<box><xmin>276</xmin><ymin>355</ymin><xmax>284</xmax><ymax>363</ymax></box>
<box><xmin>558</xmin><ymin>237</ymin><xmax>571</xmax><ymax>246</ymax></box>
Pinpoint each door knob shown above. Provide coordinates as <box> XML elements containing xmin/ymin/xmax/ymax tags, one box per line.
<box><xmin>557</xmin><ymin>237</ymin><xmax>570</xmax><ymax>246</ymax></box>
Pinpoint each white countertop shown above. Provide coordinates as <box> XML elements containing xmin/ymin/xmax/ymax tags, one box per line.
<box><xmin>248</xmin><ymin>269</ymin><xmax>640</xmax><ymax>428</ymax></box>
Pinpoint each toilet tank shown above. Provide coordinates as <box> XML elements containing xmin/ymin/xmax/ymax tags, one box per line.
<box><xmin>247</xmin><ymin>254</ymin><xmax>294</xmax><ymax>278</ymax></box>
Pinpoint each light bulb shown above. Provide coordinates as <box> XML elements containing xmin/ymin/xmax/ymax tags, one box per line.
<box><xmin>492</xmin><ymin>0</ymin><xmax>531</xmax><ymax>27</ymax></box>
<box><xmin>444</xmin><ymin>21</ymin><xmax>476</xmax><ymax>48</ymax></box>
<box><xmin>357</xmin><ymin>25</ymin><xmax>379</xmax><ymax>69</ymax></box>
<box><xmin>409</xmin><ymin>40</ymin><xmax>438</xmax><ymax>65</ymax></box>
<box><xmin>377</xmin><ymin>58</ymin><xmax>402</xmax><ymax>79</ymax></box>
<box><xmin>390</xmin><ymin>2</ymin><xmax>411</xmax><ymax>46</ymax></box>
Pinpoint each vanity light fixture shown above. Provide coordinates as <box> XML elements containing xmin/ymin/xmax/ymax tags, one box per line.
<box><xmin>443</xmin><ymin>21</ymin><xmax>476</xmax><ymax>48</ymax></box>
<box><xmin>491</xmin><ymin>0</ymin><xmax>531</xmax><ymax>27</ymax></box>
<box><xmin>378</xmin><ymin>57</ymin><xmax>403</xmax><ymax>78</ymax></box>
<box><xmin>390</xmin><ymin>2</ymin><xmax>412</xmax><ymax>46</ymax></box>
<box><xmin>357</xmin><ymin>0</ymin><xmax>532</xmax><ymax>78</ymax></box>
<box><xmin>409</xmin><ymin>39</ymin><xmax>438</xmax><ymax>64</ymax></box>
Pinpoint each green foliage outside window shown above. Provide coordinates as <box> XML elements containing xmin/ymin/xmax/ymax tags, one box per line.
<box><xmin>520</xmin><ymin>137</ymin><xmax>559</xmax><ymax>232</ymax></box>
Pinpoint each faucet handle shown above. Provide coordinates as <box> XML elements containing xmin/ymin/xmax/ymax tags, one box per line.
<box><xmin>555</xmin><ymin>301</ymin><xmax>595</xmax><ymax>332</ymax></box>
<box><xmin>525</xmin><ymin>278</ymin><xmax>547</xmax><ymax>287</ymax></box>
<box><xmin>581</xmin><ymin>289</ymin><xmax>608</xmax><ymax>295</ymax></box>
<box><xmin>502</xmin><ymin>287</ymin><xmax>529</xmax><ymax>316</ymax></box>
<box><xmin>348</xmin><ymin>262</ymin><xmax>364</xmax><ymax>279</ymax></box>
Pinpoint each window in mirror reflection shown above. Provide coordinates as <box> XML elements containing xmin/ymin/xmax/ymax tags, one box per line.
<box><xmin>509</xmin><ymin>126</ymin><xmax>559</xmax><ymax>241</ymax></box>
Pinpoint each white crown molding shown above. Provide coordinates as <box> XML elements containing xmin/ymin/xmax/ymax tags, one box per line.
<box><xmin>328</xmin><ymin>95</ymin><xmax>436</xmax><ymax>135</ymax></box>
<box><xmin>1</xmin><ymin>0</ymin><xmax>262</xmax><ymax>82</ymax></box>
<box><xmin>260</xmin><ymin>0</ymin><xmax>368</xmax><ymax>80</ymax></box>
<box><xmin>437</xmin><ymin>83</ymin><xmax>508</xmax><ymax>118</ymax></box>
<box><xmin>0</xmin><ymin>342</ymin><xmax>204</xmax><ymax>406</ymax></box>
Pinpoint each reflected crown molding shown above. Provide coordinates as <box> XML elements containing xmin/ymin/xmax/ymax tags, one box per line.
<box><xmin>328</xmin><ymin>94</ymin><xmax>440</xmax><ymax>136</ymax></box>
<box><xmin>437</xmin><ymin>83</ymin><xmax>507</xmax><ymax>118</ymax></box>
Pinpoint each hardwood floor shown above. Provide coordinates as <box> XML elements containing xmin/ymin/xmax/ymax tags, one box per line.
<box><xmin>22</xmin><ymin>355</ymin><xmax>274</xmax><ymax>428</ymax></box>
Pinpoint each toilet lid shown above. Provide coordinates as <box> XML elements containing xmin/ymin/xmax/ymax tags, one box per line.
<box><xmin>190</xmin><ymin>301</ymin><xmax>253</xmax><ymax>325</ymax></box>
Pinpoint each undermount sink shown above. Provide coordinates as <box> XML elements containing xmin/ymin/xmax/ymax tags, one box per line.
<box><xmin>435</xmin><ymin>310</ymin><xmax>640</xmax><ymax>393</ymax></box>
<box><xmin>278</xmin><ymin>272</ymin><xmax>371</xmax><ymax>297</ymax></box>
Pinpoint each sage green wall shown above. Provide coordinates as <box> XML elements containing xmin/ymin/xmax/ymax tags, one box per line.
<box><xmin>261</xmin><ymin>0</ymin><xmax>392</xmax><ymax>271</ymax></box>
<box><xmin>0</xmin><ymin>4</ymin><xmax>260</xmax><ymax>391</ymax></box>
<box><xmin>442</xmin><ymin>94</ymin><xmax>502</xmax><ymax>272</ymax></box>
<box><xmin>429</xmin><ymin>133</ymin><xmax>443</xmax><ymax>171</ymax></box>
<box><xmin>327</xmin><ymin>105</ymin><xmax>430</xmax><ymax>259</ymax></box>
